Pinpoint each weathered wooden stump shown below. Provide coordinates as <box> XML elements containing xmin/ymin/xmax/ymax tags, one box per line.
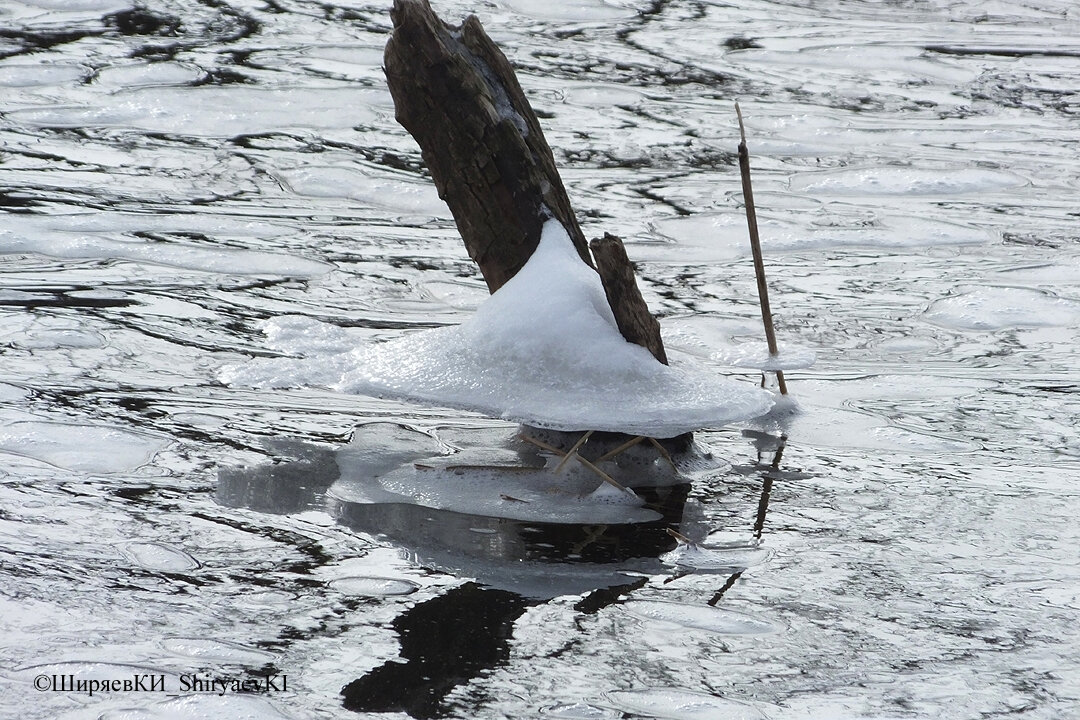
<box><xmin>384</xmin><ymin>0</ymin><xmax>669</xmax><ymax>367</ymax></box>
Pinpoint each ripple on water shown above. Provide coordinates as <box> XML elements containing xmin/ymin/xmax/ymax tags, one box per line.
<box><xmin>604</xmin><ymin>688</ymin><xmax>769</xmax><ymax>720</ymax></box>
<box><xmin>622</xmin><ymin>600</ymin><xmax>775</xmax><ymax>635</ymax></box>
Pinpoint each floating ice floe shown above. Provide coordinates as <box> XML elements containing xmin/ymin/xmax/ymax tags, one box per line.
<box><xmin>604</xmin><ymin>688</ymin><xmax>769</xmax><ymax>720</ymax></box>
<box><xmin>0</xmin><ymin>421</ymin><xmax>167</xmax><ymax>474</ymax></box>
<box><xmin>622</xmin><ymin>600</ymin><xmax>776</xmax><ymax>635</ymax></box>
<box><xmin>224</xmin><ymin>220</ymin><xmax>774</xmax><ymax>437</ymax></box>
<box><xmin>713</xmin><ymin>342</ymin><xmax>817</xmax><ymax>371</ymax></box>
<box><xmin>332</xmin><ymin>438</ymin><xmax>661</xmax><ymax>524</ymax></box>
<box><xmin>923</xmin><ymin>285</ymin><xmax>1080</xmax><ymax>331</ymax></box>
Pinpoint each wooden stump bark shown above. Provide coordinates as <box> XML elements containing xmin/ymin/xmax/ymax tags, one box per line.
<box><xmin>591</xmin><ymin>233</ymin><xmax>668</xmax><ymax>365</ymax></box>
<box><xmin>384</xmin><ymin>0</ymin><xmax>669</xmax><ymax>366</ymax></box>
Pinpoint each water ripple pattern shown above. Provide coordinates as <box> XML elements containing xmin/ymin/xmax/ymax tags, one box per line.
<box><xmin>1</xmin><ymin>0</ymin><xmax>1078</xmax><ymax>719</ymax></box>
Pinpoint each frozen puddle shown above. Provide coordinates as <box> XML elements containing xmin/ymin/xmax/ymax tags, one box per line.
<box><xmin>646</xmin><ymin>213</ymin><xmax>991</xmax><ymax>261</ymax></box>
<box><xmin>119</xmin><ymin>543</ymin><xmax>200</xmax><ymax>573</ymax></box>
<box><xmin>4</xmin><ymin>661</ymin><xmax>182</xmax><ymax>687</ymax></box>
<box><xmin>98</xmin><ymin>694</ymin><xmax>294</xmax><ymax>720</ymax></box>
<box><xmin>224</xmin><ymin>220</ymin><xmax>773</xmax><ymax>437</ymax></box>
<box><xmin>0</xmin><ymin>219</ymin><xmax>329</xmax><ymax>278</ymax></box>
<box><xmin>604</xmin><ymin>688</ymin><xmax>769</xmax><ymax>720</ymax></box>
<box><xmin>661</xmin><ymin>543</ymin><xmax>770</xmax><ymax>573</ymax></box>
<box><xmin>714</xmin><ymin>343</ymin><xmax>816</xmax><ymax>371</ymax></box>
<box><xmin>622</xmin><ymin>600</ymin><xmax>775</xmax><ymax>635</ymax></box>
<box><xmin>0</xmin><ymin>421</ymin><xmax>167</xmax><ymax>474</ymax></box>
<box><xmin>542</xmin><ymin>702</ymin><xmax>621</xmax><ymax>718</ymax></box>
<box><xmin>789</xmin><ymin>166</ymin><xmax>1026</xmax><ymax>196</ymax></box>
<box><xmin>6</xmin><ymin>85</ymin><xmax>383</xmax><ymax>138</ymax></box>
<box><xmin>923</xmin><ymin>286</ymin><xmax>1080</xmax><ymax>330</ymax></box>
<box><xmin>276</xmin><ymin>165</ymin><xmax>450</xmax><ymax>218</ymax></box>
<box><xmin>331</xmin><ymin>462</ymin><xmax>662</xmax><ymax>524</ymax></box>
<box><xmin>159</xmin><ymin>638</ymin><xmax>276</xmax><ymax>665</ymax></box>
<box><xmin>328</xmin><ymin>576</ymin><xmax>420</xmax><ymax>597</ymax></box>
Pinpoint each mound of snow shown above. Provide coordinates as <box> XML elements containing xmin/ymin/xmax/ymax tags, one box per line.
<box><xmin>224</xmin><ymin>220</ymin><xmax>773</xmax><ymax>436</ymax></box>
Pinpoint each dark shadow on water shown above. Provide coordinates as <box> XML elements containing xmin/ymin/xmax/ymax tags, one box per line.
<box><xmin>340</xmin><ymin>582</ymin><xmax>529</xmax><ymax>717</ymax></box>
<box><xmin>217</xmin><ymin>427</ymin><xmax>697</xmax><ymax>718</ymax></box>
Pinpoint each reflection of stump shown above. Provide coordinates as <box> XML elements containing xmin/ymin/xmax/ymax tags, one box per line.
<box><xmin>384</xmin><ymin>0</ymin><xmax>669</xmax><ymax>366</ymax></box>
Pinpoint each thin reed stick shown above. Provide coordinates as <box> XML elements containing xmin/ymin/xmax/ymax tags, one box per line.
<box><xmin>595</xmin><ymin>434</ymin><xmax>645</xmax><ymax>462</ymax></box>
<box><xmin>647</xmin><ymin>437</ymin><xmax>680</xmax><ymax>473</ymax></box>
<box><xmin>520</xmin><ymin>433</ymin><xmax>628</xmax><ymax>491</ymax></box>
<box><xmin>554</xmin><ymin>429</ymin><xmax>593</xmax><ymax>473</ymax></box>
<box><xmin>735</xmin><ymin>102</ymin><xmax>788</xmax><ymax>395</ymax></box>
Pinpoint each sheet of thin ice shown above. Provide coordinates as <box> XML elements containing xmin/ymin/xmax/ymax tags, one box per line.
<box><xmin>225</xmin><ymin>220</ymin><xmax>773</xmax><ymax>437</ymax></box>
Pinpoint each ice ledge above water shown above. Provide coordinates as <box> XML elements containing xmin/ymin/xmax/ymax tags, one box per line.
<box><xmin>223</xmin><ymin>220</ymin><xmax>775</xmax><ymax>437</ymax></box>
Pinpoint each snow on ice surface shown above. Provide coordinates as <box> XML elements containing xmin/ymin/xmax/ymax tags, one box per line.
<box><xmin>225</xmin><ymin>220</ymin><xmax>774</xmax><ymax>437</ymax></box>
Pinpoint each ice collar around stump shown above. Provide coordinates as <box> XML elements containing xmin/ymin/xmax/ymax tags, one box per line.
<box><xmin>338</xmin><ymin>220</ymin><xmax>773</xmax><ymax>436</ymax></box>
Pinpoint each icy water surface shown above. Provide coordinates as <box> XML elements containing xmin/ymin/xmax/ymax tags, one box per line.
<box><xmin>2</xmin><ymin>0</ymin><xmax>1079</xmax><ymax>718</ymax></box>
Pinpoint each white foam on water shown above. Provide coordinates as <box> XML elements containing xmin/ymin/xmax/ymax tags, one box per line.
<box><xmin>224</xmin><ymin>220</ymin><xmax>773</xmax><ymax>437</ymax></box>
<box><xmin>922</xmin><ymin>286</ymin><xmax>1080</xmax><ymax>331</ymax></box>
<box><xmin>327</xmin><ymin>576</ymin><xmax>421</xmax><ymax>597</ymax></box>
<box><xmin>603</xmin><ymin>688</ymin><xmax>769</xmax><ymax>720</ymax></box>
<box><xmin>159</xmin><ymin>638</ymin><xmax>276</xmax><ymax>665</ymax></box>
<box><xmin>0</xmin><ymin>421</ymin><xmax>167</xmax><ymax>473</ymax></box>
<box><xmin>789</xmin><ymin>166</ymin><xmax>1027</xmax><ymax>196</ymax></box>
<box><xmin>622</xmin><ymin>600</ymin><xmax>776</xmax><ymax>635</ymax></box>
